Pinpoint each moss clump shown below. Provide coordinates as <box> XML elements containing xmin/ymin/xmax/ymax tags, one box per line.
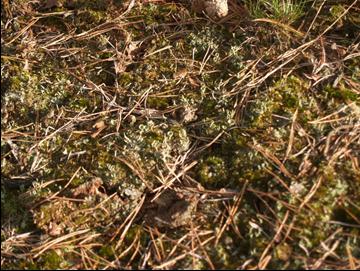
<box><xmin>120</xmin><ymin>120</ymin><xmax>190</xmax><ymax>166</ymax></box>
<box><xmin>291</xmin><ymin>165</ymin><xmax>353</xmax><ymax>250</ymax></box>
<box><xmin>246</xmin><ymin>76</ymin><xmax>315</xmax><ymax>129</ymax></box>
<box><xmin>31</xmin><ymin>177</ymin><xmax>125</xmax><ymax>236</ymax></box>
<box><xmin>146</xmin><ymin>96</ymin><xmax>171</xmax><ymax>110</ymax></box>
<box><xmin>2</xmin><ymin>65</ymin><xmax>73</xmax><ymax>123</ymax></box>
<box><xmin>70</xmin><ymin>0</ymin><xmax>113</xmax><ymax>11</ymax></box>
<box><xmin>98</xmin><ymin>245</ymin><xmax>116</xmax><ymax>260</ymax></box>
<box><xmin>38</xmin><ymin>250</ymin><xmax>68</xmax><ymax>269</ymax></box>
<box><xmin>1</xmin><ymin>186</ymin><xmax>34</xmax><ymax>233</ymax></box>
<box><xmin>324</xmin><ymin>84</ymin><xmax>358</xmax><ymax>101</ymax></box>
<box><xmin>197</xmin><ymin>156</ymin><xmax>227</xmax><ymax>186</ymax></box>
<box><xmin>139</xmin><ymin>3</ymin><xmax>179</xmax><ymax>26</ymax></box>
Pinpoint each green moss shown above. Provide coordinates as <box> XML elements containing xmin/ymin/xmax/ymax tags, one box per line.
<box><xmin>324</xmin><ymin>84</ymin><xmax>359</xmax><ymax>101</ymax></box>
<box><xmin>98</xmin><ymin>245</ymin><xmax>115</xmax><ymax>260</ymax></box>
<box><xmin>39</xmin><ymin>250</ymin><xmax>68</xmax><ymax>269</ymax></box>
<box><xmin>329</xmin><ymin>4</ymin><xmax>346</xmax><ymax>27</ymax></box>
<box><xmin>1</xmin><ymin>187</ymin><xmax>34</xmax><ymax>232</ymax></box>
<box><xmin>71</xmin><ymin>0</ymin><xmax>112</xmax><ymax>11</ymax></box>
<box><xmin>197</xmin><ymin>156</ymin><xmax>227</xmax><ymax>186</ymax></box>
<box><xmin>146</xmin><ymin>96</ymin><xmax>171</xmax><ymax>110</ymax></box>
<box><xmin>118</xmin><ymin>72</ymin><xmax>133</xmax><ymax>86</ymax></box>
<box><xmin>274</xmin><ymin>243</ymin><xmax>292</xmax><ymax>262</ymax></box>
<box><xmin>140</xmin><ymin>3</ymin><xmax>178</xmax><ymax>25</ymax></box>
<box><xmin>119</xmin><ymin>120</ymin><xmax>190</xmax><ymax>174</ymax></box>
<box><xmin>10</xmin><ymin>259</ymin><xmax>39</xmax><ymax>270</ymax></box>
<box><xmin>290</xmin><ymin>165</ymin><xmax>353</xmax><ymax>251</ymax></box>
<box><xmin>74</xmin><ymin>10</ymin><xmax>108</xmax><ymax>31</ymax></box>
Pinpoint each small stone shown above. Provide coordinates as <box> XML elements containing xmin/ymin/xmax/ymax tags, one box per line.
<box><xmin>192</xmin><ymin>0</ymin><xmax>229</xmax><ymax>19</ymax></box>
<box><xmin>72</xmin><ymin>177</ymin><xmax>103</xmax><ymax>198</ymax></box>
<box><xmin>180</xmin><ymin>105</ymin><xmax>198</xmax><ymax>123</ymax></box>
<box><xmin>290</xmin><ymin>182</ymin><xmax>306</xmax><ymax>196</ymax></box>
<box><xmin>275</xmin><ymin>243</ymin><xmax>292</xmax><ymax>261</ymax></box>
<box><xmin>140</xmin><ymin>190</ymin><xmax>199</xmax><ymax>229</ymax></box>
<box><xmin>48</xmin><ymin>222</ymin><xmax>62</xmax><ymax>236</ymax></box>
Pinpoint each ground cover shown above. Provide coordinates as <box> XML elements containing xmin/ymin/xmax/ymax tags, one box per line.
<box><xmin>1</xmin><ymin>0</ymin><xmax>359</xmax><ymax>269</ymax></box>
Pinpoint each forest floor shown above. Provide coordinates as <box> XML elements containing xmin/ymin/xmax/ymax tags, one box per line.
<box><xmin>1</xmin><ymin>0</ymin><xmax>360</xmax><ymax>269</ymax></box>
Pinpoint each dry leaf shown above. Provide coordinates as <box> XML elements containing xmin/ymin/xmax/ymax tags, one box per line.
<box><xmin>72</xmin><ymin>177</ymin><xmax>103</xmax><ymax>198</ymax></box>
<box><xmin>48</xmin><ymin>222</ymin><xmax>62</xmax><ymax>236</ymax></box>
<box><xmin>188</xmin><ymin>76</ymin><xmax>200</xmax><ymax>87</ymax></box>
<box><xmin>91</xmin><ymin>120</ymin><xmax>106</xmax><ymax>138</ymax></box>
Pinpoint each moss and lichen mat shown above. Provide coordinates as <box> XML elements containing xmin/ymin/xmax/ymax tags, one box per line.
<box><xmin>1</xmin><ymin>0</ymin><xmax>359</xmax><ymax>269</ymax></box>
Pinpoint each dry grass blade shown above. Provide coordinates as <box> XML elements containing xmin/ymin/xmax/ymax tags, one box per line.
<box><xmin>191</xmin><ymin>224</ymin><xmax>215</xmax><ymax>270</ymax></box>
<box><xmin>115</xmin><ymin>195</ymin><xmax>145</xmax><ymax>250</ymax></box>
<box><xmin>29</xmin><ymin>109</ymin><xmax>86</xmax><ymax>152</ymax></box>
<box><xmin>31</xmin><ymin>229</ymin><xmax>91</xmax><ymax>258</ymax></box>
<box><xmin>284</xmin><ymin>108</ymin><xmax>298</xmax><ymax>162</ymax></box>
<box><xmin>248</xmin><ymin>140</ymin><xmax>294</xmax><ymax>180</ymax></box>
<box><xmin>215</xmin><ymin>181</ymin><xmax>247</xmax><ymax>245</ymax></box>
<box><xmin>31</xmin><ymin>167</ymin><xmax>82</xmax><ymax>209</ymax></box>
<box><xmin>152</xmin><ymin>160</ymin><xmax>198</xmax><ymax>200</ymax></box>
<box><xmin>253</xmin><ymin>18</ymin><xmax>305</xmax><ymax>37</ymax></box>
<box><xmin>258</xmin><ymin>211</ymin><xmax>290</xmax><ymax>266</ymax></box>
<box><xmin>153</xmin><ymin>235</ymin><xmax>216</xmax><ymax>269</ymax></box>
